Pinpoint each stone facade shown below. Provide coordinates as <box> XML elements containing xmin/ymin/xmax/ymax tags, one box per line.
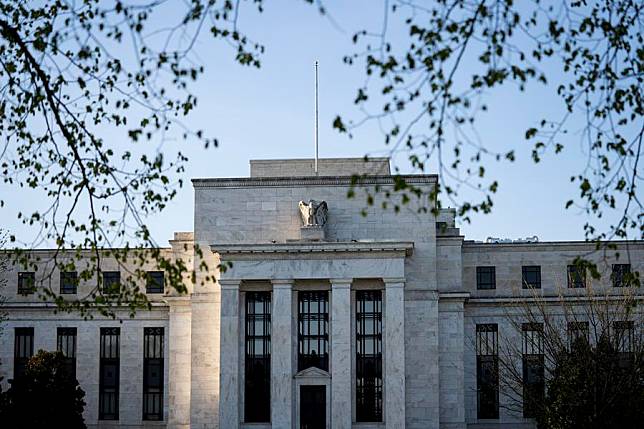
<box><xmin>0</xmin><ymin>158</ymin><xmax>642</xmax><ymax>429</ymax></box>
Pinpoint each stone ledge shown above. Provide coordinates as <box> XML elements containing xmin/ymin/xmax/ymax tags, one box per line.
<box><xmin>192</xmin><ymin>174</ymin><xmax>437</xmax><ymax>189</ymax></box>
<box><xmin>212</xmin><ymin>240</ymin><xmax>414</xmax><ymax>257</ymax></box>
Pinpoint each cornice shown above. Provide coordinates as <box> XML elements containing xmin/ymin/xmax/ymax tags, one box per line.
<box><xmin>212</xmin><ymin>240</ymin><xmax>414</xmax><ymax>257</ymax></box>
<box><xmin>192</xmin><ymin>174</ymin><xmax>437</xmax><ymax>189</ymax></box>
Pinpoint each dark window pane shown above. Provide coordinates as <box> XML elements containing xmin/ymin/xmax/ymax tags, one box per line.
<box><xmin>298</xmin><ymin>291</ymin><xmax>329</xmax><ymax>372</ymax></box>
<box><xmin>99</xmin><ymin>327</ymin><xmax>120</xmax><ymax>420</ymax></box>
<box><xmin>143</xmin><ymin>327</ymin><xmax>164</xmax><ymax>420</ymax></box>
<box><xmin>611</xmin><ymin>264</ymin><xmax>631</xmax><ymax>287</ymax></box>
<box><xmin>57</xmin><ymin>327</ymin><xmax>77</xmax><ymax>380</ymax></box>
<box><xmin>102</xmin><ymin>271</ymin><xmax>120</xmax><ymax>295</ymax></box>
<box><xmin>245</xmin><ymin>292</ymin><xmax>271</xmax><ymax>423</ymax></box>
<box><xmin>356</xmin><ymin>290</ymin><xmax>383</xmax><ymax>422</ymax></box>
<box><xmin>18</xmin><ymin>272</ymin><xmax>35</xmax><ymax>295</ymax></box>
<box><xmin>567</xmin><ymin>265</ymin><xmax>586</xmax><ymax>288</ymax></box>
<box><xmin>568</xmin><ymin>321</ymin><xmax>589</xmax><ymax>350</ymax></box>
<box><xmin>522</xmin><ymin>324</ymin><xmax>544</xmax><ymax>418</ymax></box>
<box><xmin>14</xmin><ymin>327</ymin><xmax>34</xmax><ymax>379</ymax></box>
<box><xmin>476</xmin><ymin>324</ymin><xmax>499</xmax><ymax>419</ymax></box>
<box><xmin>521</xmin><ymin>266</ymin><xmax>541</xmax><ymax>289</ymax></box>
<box><xmin>146</xmin><ymin>271</ymin><xmax>164</xmax><ymax>294</ymax></box>
<box><xmin>476</xmin><ymin>267</ymin><xmax>496</xmax><ymax>290</ymax></box>
<box><xmin>60</xmin><ymin>271</ymin><xmax>78</xmax><ymax>294</ymax></box>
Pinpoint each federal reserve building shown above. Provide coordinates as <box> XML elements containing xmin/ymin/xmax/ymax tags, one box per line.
<box><xmin>1</xmin><ymin>157</ymin><xmax>642</xmax><ymax>429</ymax></box>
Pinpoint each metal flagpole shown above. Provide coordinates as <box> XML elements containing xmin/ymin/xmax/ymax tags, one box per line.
<box><xmin>314</xmin><ymin>61</ymin><xmax>319</xmax><ymax>175</ymax></box>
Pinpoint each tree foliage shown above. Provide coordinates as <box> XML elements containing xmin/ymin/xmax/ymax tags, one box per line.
<box><xmin>0</xmin><ymin>1</ymin><xmax>641</xmax><ymax>315</ymax></box>
<box><xmin>0</xmin><ymin>350</ymin><xmax>86</xmax><ymax>428</ymax></box>
<box><xmin>337</xmin><ymin>0</ymin><xmax>642</xmax><ymax>242</ymax></box>
<box><xmin>497</xmin><ymin>287</ymin><xmax>644</xmax><ymax>428</ymax></box>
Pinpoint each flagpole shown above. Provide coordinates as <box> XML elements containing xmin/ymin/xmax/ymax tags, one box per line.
<box><xmin>314</xmin><ymin>61</ymin><xmax>319</xmax><ymax>175</ymax></box>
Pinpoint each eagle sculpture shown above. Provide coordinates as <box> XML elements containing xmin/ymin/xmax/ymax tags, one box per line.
<box><xmin>298</xmin><ymin>200</ymin><xmax>328</xmax><ymax>227</ymax></box>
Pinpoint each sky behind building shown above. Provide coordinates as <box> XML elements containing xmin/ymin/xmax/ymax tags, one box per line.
<box><xmin>1</xmin><ymin>0</ymin><xmax>625</xmax><ymax>246</ymax></box>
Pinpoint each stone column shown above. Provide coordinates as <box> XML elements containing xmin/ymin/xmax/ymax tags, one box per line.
<box><xmin>271</xmin><ymin>279</ymin><xmax>294</xmax><ymax>428</ymax></box>
<box><xmin>218</xmin><ymin>279</ymin><xmax>241</xmax><ymax>429</ymax></box>
<box><xmin>330</xmin><ymin>278</ymin><xmax>352</xmax><ymax>429</ymax></box>
<box><xmin>384</xmin><ymin>278</ymin><xmax>406</xmax><ymax>429</ymax></box>
<box><xmin>168</xmin><ymin>297</ymin><xmax>192</xmax><ymax>428</ymax></box>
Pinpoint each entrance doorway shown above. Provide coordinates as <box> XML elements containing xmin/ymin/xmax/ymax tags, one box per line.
<box><xmin>300</xmin><ymin>385</ymin><xmax>326</xmax><ymax>429</ymax></box>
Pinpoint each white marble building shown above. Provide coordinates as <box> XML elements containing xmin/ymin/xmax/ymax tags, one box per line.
<box><xmin>0</xmin><ymin>157</ymin><xmax>642</xmax><ymax>429</ymax></box>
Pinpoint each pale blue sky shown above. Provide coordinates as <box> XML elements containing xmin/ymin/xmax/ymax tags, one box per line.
<box><xmin>1</xmin><ymin>0</ymin><xmax>627</xmax><ymax>246</ymax></box>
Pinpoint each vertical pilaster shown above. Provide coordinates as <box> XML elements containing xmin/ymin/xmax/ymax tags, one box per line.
<box><xmin>271</xmin><ymin>279</ymin><xmax>294</xmax><ymax>428</ymax></box>
<box><xmin>168</xmin><ymin>297</ymin><xmax>192</xmax><ymax>428</ymax></box>
<box><xmin>218</xmin><ymin>279</ymin><xmax>241</xmax><ymax>429</ymax></box>
<box><xmin>384</xmin><ymin>278</ymin><xmax>406</xmax><ymax>429</ymax></box>
<box><xmin>330</xmin><ymin>278</ymin><xmax>353</xmax><ymax>429</ymax></box>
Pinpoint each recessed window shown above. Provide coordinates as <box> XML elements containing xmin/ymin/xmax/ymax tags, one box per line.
<box><xmin>14</xmin><ymin>327</ymin><xmax>34</xmax><ymax>379</ymax></box>
<box><xmin>146</xmin><ymin>271</ymin><xmax>164</xmax><ymax>294</ymax></box>
<box><xmin>476</xmin><ymin>324</ymin><xmax>499</xmax><ymax>419</ymax></box>
<box><xmin>298</xmin><ymin>291</ymin><xmax>329</xmax><ymax>372</ymax></box>
<box><xmin>611</xmin><ymin>264</ymin><xmax>631</xmax><ymax>287</ymax></box>
<box><xmin>102</xmin><ymin>271</ymin><xmax>120</xmax><ymax>295</ymax></box>
<box><xmin>521</xmin><ymin>266</ymin><xmax>541</xmax><ymax>289</ymax></box>
<box><xmin>356</xmin><ymin>290</ymin><xmax>383</xmax><ymax>422</ymax></box>
<box><xmin>143</xmin><ymin>327</ymin><xmax>164</xmax><ymax>421</ymax></box>
<box><xmin>522</xmin><ymin>323</ymin><xmax>544</xmax><ymax>418</ymax></box>
<box><xmin>244</xmin><ymin>292</ymin><xmax>271</xmax><ymax>423</ymax></box>
<box><xmin>57</xmin><ymin>327</ymin><xmax>77</xmax><ymax>380</ymax></box>
<box><xmin>476</xmin><ymin>267</ymin><xmax>496</xmax><ymax>290</ymax></box>
<box><xmin>60</xmin><ymin>271</ymin><xmax>78</xmax><ymax>294</ymax></box>
<box><xmin>18</xmin><ymin>272</ymin><xmax>35</xmax><ymax>295</ymax></box>
<box><xmin>99</xmin><ymin>327</ymin><xmax>120</xmax><ymax>420</ymax></box>
<box><xmin>567</xmin><ymin>265</ymin><xmax>586</xmax><ymax>288</ymax></box>
<box><xmin>567</xmin><ymin>321</ymin><xmax>589</xmax><ymax>350</ymax></box>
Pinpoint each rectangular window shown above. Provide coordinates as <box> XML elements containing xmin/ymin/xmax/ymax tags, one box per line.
<box><xmin>568</xmin><ymin>321</ymin><xmax>589</xmax><ymax>350</ymax></box>
<box><xmin>298</xmin><ymin>291</ymin><xmax>329</xmax><ymax>372</ymax></box>
<box><xmin>476</xmin><ymin>267</ymin><xmax>496</xmax><ymax>290</ymax></box>
<box><xmin>522</xmin><ymin>323</ymin><xmax>544</xmax><ymax>418</ymax></box>
<box><xmin>611</xmin><ymin>264</ymin><xmax>631</xmax><ymax>287</ymax></box>
<box><xmin>356</xmin><ymin>290</ymin><xmax>383</xmax><ymax>422</ymax></box>
<box><xmin>567</xmin><ymin>265</ymin><xmax>586</xmax><ymax>288</ymax></box>
<box><xmin>522</xmin><ymin>266</ymin><xmax>541</xmax><ymax>289</ymax></box>
<box><xmin>57</xmin><ymin>327</ymin><xmax>77</xmax><ymax>380</ymax></box>
<box><xmin>60</xmin><ymin>271</ymin><xmax>78</xmax><ymax>294</ymax></box>
<box><xmin>14</xmin><ymin>327</ymin><xmax>34</xmax><ymax>379</ymax></box>
<box><xmin>102</xmin><ymin>271</ymin><xmax>120</xmax><ymax>295</ymax></box>
<box><xmin>143</xmin><ymin>327</ymin><xmax>164</xmax><ymax>421</ymax></box>
<box><xmin>613</xmin><ymin>321</ymin><xmax>634</xmax><ymax>368</ymax></box>
<box><xmin>476</xmin><ymin>323</ymin><xmax>499</xmax><ymax>419</ymax></box>
<box><xmin>99</xmin><ymin>327</ymin><xmax>120</xmax><ymax>420</ymax></box>
<box><xmin>18</xmin><ymin>272</ymin><xmax>35</xmax><ymax>295</ymax></box>
<box><xmin>146</xmin><ymin>271</ymin><xmax>164</xmax><ymax>294</ymax></box>
<box><xmin>244</xmin><ymin>292</ymin><xmax>271</xmax><ymax>423</ymax></box>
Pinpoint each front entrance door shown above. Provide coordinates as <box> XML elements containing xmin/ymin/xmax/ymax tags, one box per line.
<box><xmin>300</xmin><ymin>385</ymin><xmax>326</xmax><ymax>429</ymax></box>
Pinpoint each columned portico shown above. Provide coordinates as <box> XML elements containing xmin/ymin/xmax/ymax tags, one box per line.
<box><xmin>330</xmin><ymin>278</ymin><xmax>352</xmax><ymax>428</ymax></box>
<box><xmin>271</xmin><ymin>279</ymin><xmax>294</xmax><ymax>428</ymax></box>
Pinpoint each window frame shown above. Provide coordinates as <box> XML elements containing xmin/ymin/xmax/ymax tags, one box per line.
<box><xmin>611</xmin><ymin>264</ymin><xmax>631</xmax><ymax>287</ymax></box>
<box><xmin>476</xmin><ymin>266</ymin><xmax>496</xmax><ymax>290</ymax></box>
<box><xmin>101</xmin><ymin>271</ymin><xmax>121</xmax><ymax>295</ymax></box>
<box><xmin>476</xmin><ymin>323</ymin><xmax>499</xmax><ymax>419</ymax></box>
<box><xmin>143</xmin><ymin>327</ymin><xmax>164</xmax><ymax>421</ymax></box>
<box><xmin>57</xmin><ymin>327</ymin><xmax>77</xmax><ymax>380</ymax></box>
<box><xmin>14</xmin><ymin>327</ymin><xmax>34</xmax><ymax>379</ymax></box>
<box><xmin>567</xmin><ymin>265</ymin><xmax>586</xmax><ymax>288</ymax></box>
<box><xmin>521</xmin><ymin>323</ymin><xmax>544</xmax><ymax>418</ymax></box>
<box><xmin>99</xmin><ymin>327</ymin><xmax>120</xmax><ymax>420</ymax></box>
<box><xmin>17</xmin><ymin>272</ymin><xmax>35</xmax><ymax>295</ymax></box>
<box><xmin>297</xmin><ymin>290</ymin><xmax>329</xmax><ymax>372</ymax></box>
<box><xmin>567</xmin><ymin>321</ymin><xmax>589</xmax><ymax>350</ymax></box>
<box><xmin>355</xmin><ymin>290</ymin><xmax>383</xmax><ymax>423</ymax></box>
<box><xmin>244</xmin><ymin>291</ymin><xmax>271</xmax><ymax>423</ymax></box>
<box><xmin>146</xmin><ymin>271</ymin><xmax>165</xmax><ymax>294</ymax></box>
<box><xmin>521</xmin><ymin>266</ymin><xmax>541</xmax><ymax>289</ymax></box>
<box><xmin>60</xmin><ymin>271</ymin><xmax>78</xmax><ymax>294</ymax></box>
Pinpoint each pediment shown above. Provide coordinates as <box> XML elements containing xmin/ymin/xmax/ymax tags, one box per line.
<box><xmin>294</xmin><ymin>367</ymin><xmax>330</xmax><ymax>379</ymax></box>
